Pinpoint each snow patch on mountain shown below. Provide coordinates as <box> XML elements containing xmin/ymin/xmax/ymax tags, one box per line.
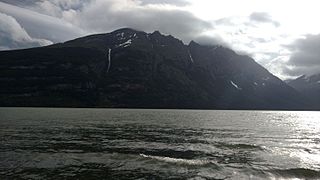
<box><xmin>230</xmin><ymin>81</ymin><xmax>242</xmax><ymax>90</ymax></box>
<box><xmin>188</xmin><ymin>51</ymin><xmax>194</xmax><ymax>63</ymax></box>
<box><xmin>116</xmin><ymin>32</ymin><xmax>126</xmax><ymax>40</ymax></box>
<box><xmin>262</xmin><ymin>77</ymin><xmax>270</xmax><ymax>81</ymax></box>
<box><xmin>117</xmin><ymin>39</ymin><xmax>132</xmax><ymax>48</ymax></box>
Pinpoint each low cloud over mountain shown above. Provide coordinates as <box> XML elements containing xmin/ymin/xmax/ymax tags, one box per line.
<box><xmin>1</xmin><ymin>0</ymin><xmax>320</xmax><ymax>79</ymax></box>
<box><xmin>284</xmin><ymin>34</ymin><xmax>320</xmax><ymax>76</ymax></box>
<box><xmin>0</xmin><ymin>12</ymin><xmax>52</xmax><ymax>50</ymax></box>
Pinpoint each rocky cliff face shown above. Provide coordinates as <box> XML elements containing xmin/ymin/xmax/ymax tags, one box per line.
<box><xmin>0</xmin><ymin>28</ymin><xmax>308</xmax><ymax>109</ymax></box>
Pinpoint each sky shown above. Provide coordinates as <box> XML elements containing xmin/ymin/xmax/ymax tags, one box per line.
<box><xmin>0</xmin><ymin>0</ymin><xmax>320</xmax><ymax>79</ymax></box>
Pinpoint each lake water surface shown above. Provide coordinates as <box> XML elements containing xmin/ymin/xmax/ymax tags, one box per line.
<box><xmin>0</xmin><ymin>108</ymin><xmax>320</xmax><ymax>179</ymax></box>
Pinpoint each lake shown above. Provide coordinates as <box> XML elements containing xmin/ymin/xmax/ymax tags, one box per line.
<box><xmin>0</xmin><ymin>108</ymin><xmax>319</xmax><ymax>179</ymax></box>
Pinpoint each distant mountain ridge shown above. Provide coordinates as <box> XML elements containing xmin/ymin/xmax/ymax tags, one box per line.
<box><xmin>0</xmin><ymin>28</ymin><xmax>311</xmax><ymax>109</ymax></box>
<box><xmin>287</xmin><ymin>73</ymin><xmax>320</xmax><ymax>108</ymax></box>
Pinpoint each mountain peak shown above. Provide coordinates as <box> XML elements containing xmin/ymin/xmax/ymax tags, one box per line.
<box><xmin>112</xmin><ymin>28</ymin><xmax>140</xmax><ymax>33</ymax></box>
<box><xmin>151</xmin><ymin>30</ymin><xmax>162</xmax><ymax>35</ymax></box>
<box><xmin>188</xmin><ymin>40</ymin><xmax>200</xmax><ymax>47</ymax></box>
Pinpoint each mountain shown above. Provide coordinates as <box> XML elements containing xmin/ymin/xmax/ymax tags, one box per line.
<box><xmin>287</xmin><ymin>74</ymin><xmax>320</xmax><ymax>108</ymax></box>
<box><xmin>0</xmin><ymin>28</ymin><xmax>309</xmax><ymax>109</ymax></box>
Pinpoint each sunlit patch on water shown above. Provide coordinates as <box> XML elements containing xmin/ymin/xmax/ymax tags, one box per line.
<box><xmin>262</xmin><ymin>111</ymin><xmax>320</xmax><ymax>171</ymax></box>
<box><xmin>0</xmin><ymin>108</ymin><xmax>320</xmax><ymax>179</ymax></box>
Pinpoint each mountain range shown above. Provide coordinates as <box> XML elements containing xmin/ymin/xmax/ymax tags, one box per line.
<box><xmin>0</xmin><ymin>28</ymin><xmax>316</xmax><ymax>109</ymax></box>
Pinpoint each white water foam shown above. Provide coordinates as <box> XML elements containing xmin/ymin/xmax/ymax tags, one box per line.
<box><xmin>107</xmin><ymin>48</ymin><xmax>112</xmax><ymax>73</ymax></box>
<box><xmin>140</xmin><ymin>154</ymin><xmax>210</xmax><ymax>166</ymax></box>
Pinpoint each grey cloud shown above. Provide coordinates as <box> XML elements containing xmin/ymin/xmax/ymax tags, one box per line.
<box><xmin>138</xmin><ymin>0</ymin><xmax>190</xmax><ymax>6</ymax></box>
<box><xmin>214</xmin><ymin>17</ymin><xmax>238</xmax><ymax>26</ymax></box>
<box><xmin>0</xmin><ymin>0</ymin><xmax>87</xmax><ymax>10</ymax></box>
<box><xmin>0</xmin><ymin>0</ymin><xmax>213</xmax><ymax>49</ymax></box>
<box><xmin>0</xmin><ymin>2</ymin><xmax>85</xmax><ymax>43</ymax></box>
<box><xmin>252</xmin><ymin>37</ymin><xmax>270</xmax><ymax>43</ymax></box>
<box><xmin>0</xmin><ymin>0</ymin><xmax>41</xmax><ymax>6</ymax></box>
<box><xmin>193</xmin><ymin>35</ymin><xmax>230</xmax><ymax>48</ymax></box>
<box><xmin>29</xmin><ymin>0</ymin><xmax>89</xmax><ymax>17</ymax></box>
<box><xmin>282</xmin><ymin>65</ymin><xmax>320</xmax><ymax>77</ymax></box>
<box><xmin>0</xmin><ymin>12</ymin><xmax>52</xmax><ymax>50</ymax></box>
<box><xmin>249</xmin><ymin>12</ymin><xmax>280</xmax><ymax>27</ymax></box>
<box><xmin>44</xmin><ymin>0</ymin><xmax>88</xmax><ymax>11</ymax></box>
<box><xmin>65</xmin><ymin>0</ymin><xmax>212</xmax><ymax>43</ymax></box>
<box><xmin>284</xmin><ymin>34</ymin><xmax>320</xmax><ymax>76</ymax></box>
<box><xmin>250</xmin><ymin>12</ymin><xmax>270</xmax><ymax>22</ymax></box>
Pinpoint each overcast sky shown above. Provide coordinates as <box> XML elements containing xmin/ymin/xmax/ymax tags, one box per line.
<box><xmin>0</xmin><ymin>0</ymin><xmax>320</xmax><ymax>79</ymax></box>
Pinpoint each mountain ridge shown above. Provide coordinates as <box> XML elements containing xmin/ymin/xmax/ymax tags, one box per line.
<box><xmin>0</xmin><ymin>28</ymin><xmax>312</xmax><ymax>109</ymax></box>
<box><xmin>287</xmin><ymin>73</ymin><xmax>320</xmax><ymax>109</ymax></box>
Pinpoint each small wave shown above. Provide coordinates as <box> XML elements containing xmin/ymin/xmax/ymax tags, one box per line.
<box><xmin>215</xmin><ymin>142</ymin><xmax>264</xmax><ymax>150</ymax></box>
<box><xmin>139</xmin><ymin>154</ymin><xmax>211</xmax><ymax>166</ymax></box>
<box><xmin>269</xmin><ymin>168</ymin><xmax>320</xmax><ymax>179</ymax></box>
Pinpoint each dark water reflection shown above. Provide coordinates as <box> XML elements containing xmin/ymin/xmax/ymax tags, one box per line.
<box><xmin>1</xmin><ymin>108</ymin><xmax>320</xmax><ymax>179</ymax></box>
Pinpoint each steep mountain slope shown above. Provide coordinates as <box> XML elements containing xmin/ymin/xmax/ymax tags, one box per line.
<box><xmin>0</xmin><ymin>28</ymin><xmax>308</xmax><ymax>109</ymax></box>
<box><xmin>287</xmin><ymin>74</ymin><xmax>320</xmax><ymax>108</ymax></box>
